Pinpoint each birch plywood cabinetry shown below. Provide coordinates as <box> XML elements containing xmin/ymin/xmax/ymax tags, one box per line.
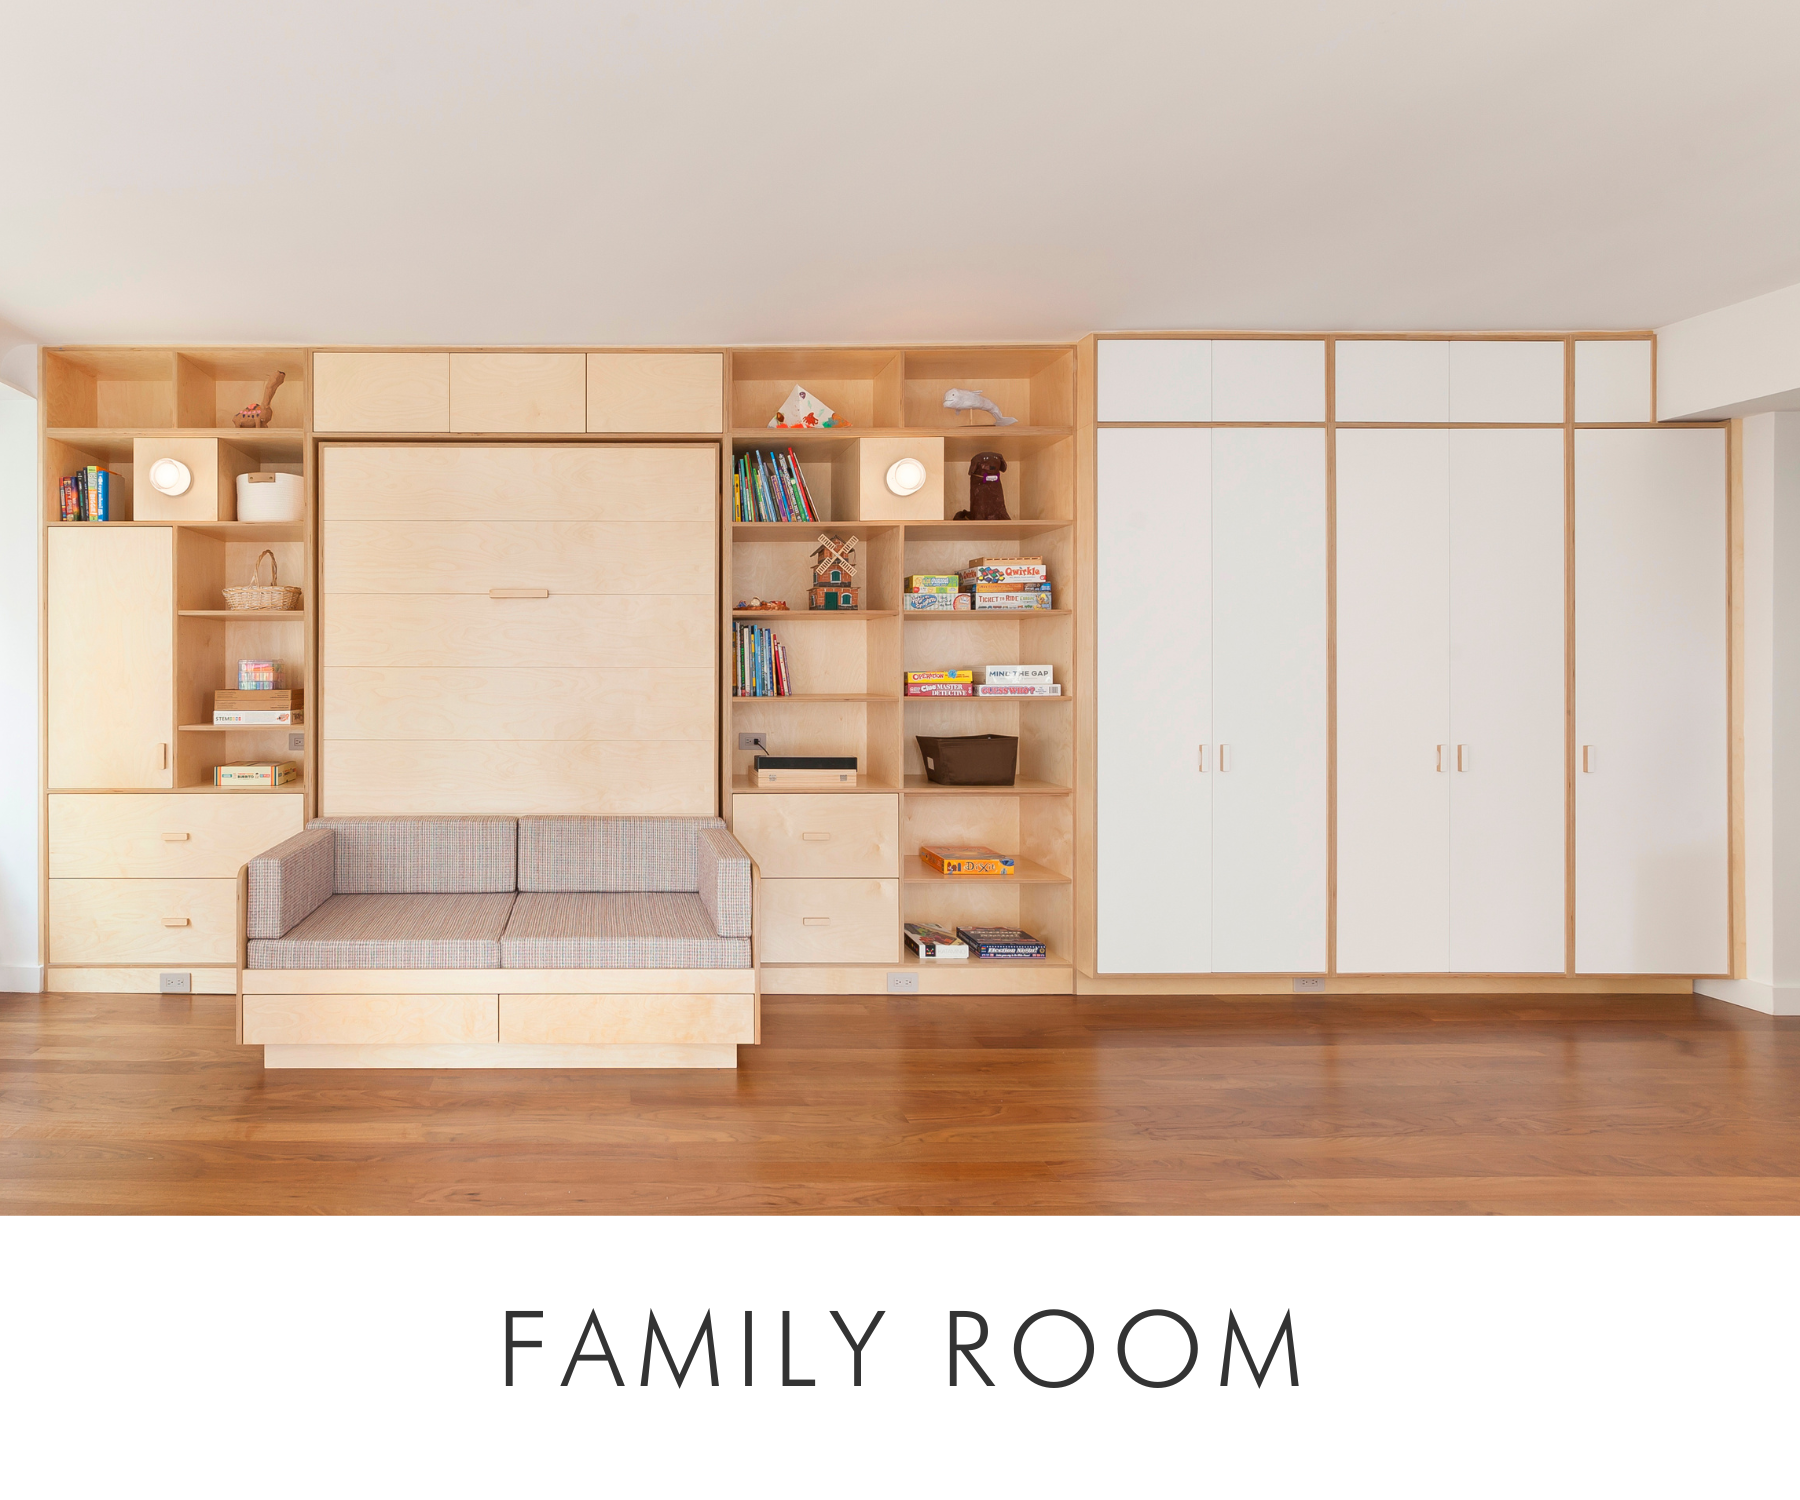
<box><xmin>313</xmin><ymin>352</ymin><xmax>451</xmax><ymax>432</ymax></box>
<box><xmin>449</xmin><ymin>353</ymin><xmax>585</xmax><ymax>433</ymax></box>
<box><xmin>319</xmin><ymin>443</ymin><xmax>718</xmax><ymax>816</ymax></box>
<box><xmin>587</xmin><ymin>352</ymin><xmax>723</xmax><ymax>432</ymax></box>
<box><xmin>48</xmin><ymin>527</ymin><xmax>174</xmax><ymax>790</ymax></box>
<box><xmin>49</xmin><ymin>794</ymin><xmax>303</xmax><ymax>878</ymax></box>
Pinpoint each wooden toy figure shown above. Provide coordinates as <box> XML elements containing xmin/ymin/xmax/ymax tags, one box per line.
<box><xmin>955</xmin><ymin>451</ymin><xmax>1010</xmax><ymax>520</ymax></box>
<box><xmin>808</xmin><ymin>532</ymin><xmax>861</xmax><ymax>610</ymax></box>
<box><xmin>233</xmin><ymin>371</ymin><xmax>286</xmax><ymax>428</ymax></box>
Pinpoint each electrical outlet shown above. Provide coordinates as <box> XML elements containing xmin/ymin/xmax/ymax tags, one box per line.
<box><xmin>289</xmin><ymin>732</ymin><xmax>305</xmax><ymax>752</ymax></box>
<box><xmin>1292</xmin><ymin>976</ymin><xmax>1326</xmax><ymax>993</ymax></box>
<box><xmin>738</xmin><ymin>732</ymin><xmax>769</xmax><ymax>754</ymax></box>
<box><xmin>886</xmin><ymin>971</ymin><xmax>919</xmax><ymax>994</ymax></box>
<box><xmin>159</xmin><ymin>972</ymin><xmax>192</xmax><ymax>994</ymax></box>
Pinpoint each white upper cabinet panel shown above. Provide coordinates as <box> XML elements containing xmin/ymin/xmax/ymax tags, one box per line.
<box><xmin>1449</xmin><ymin>341</ymin><xmax>1566</xmax><ymax>424</ymax></box>
<box><xmin>1574</xmin><ymin>340</ymin><xmax>1653</xmax><ymax>422</ymax></box>
<box><xmin>1096</xmin><ymin>427</ymin><xmax>1213</xmax><ymax>974</ymax></box>
<box><xmin>1096</xmin><ymin>339</ymin><xmax>1210</xmax><ymax>423</ymax></box>
<box><xmin>1210</xmin><ymin>340</ymin><xmax>1326</xmax><ymax>422</ymax></box>
<box><xmin>1335</xmin><ymin>340</ymin><xmax>1449</xmax><ymax>423</ymax></box>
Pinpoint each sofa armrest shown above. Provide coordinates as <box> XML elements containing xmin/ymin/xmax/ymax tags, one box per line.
<box><xmin>696</xmin><ymin>826</ymin><xmax>752</xmax><ymax>939</ymax></box>
<box><xmin>246</xmin><ymin>828</ymin><xmax>336</xmax><ymax>939</ymax></box>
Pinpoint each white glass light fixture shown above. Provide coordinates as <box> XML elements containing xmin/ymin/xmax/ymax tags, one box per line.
<box><xmin>148</xmin><ymin>458</ymin><xmax>192</xmax><ymax>496</ymax></box>
<box><xmin>886</xmin><ymin>457</ymin><xmax>927</xmax><ymax>496</ymax></box>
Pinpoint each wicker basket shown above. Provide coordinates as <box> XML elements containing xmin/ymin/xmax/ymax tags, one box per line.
<box><xmin>223</xmin><ymin>549</ymin><xmax>303</xmax><ymax>611</ymax></box>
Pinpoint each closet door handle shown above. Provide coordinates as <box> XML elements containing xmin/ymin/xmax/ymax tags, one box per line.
<box><xmin>800</xmin><ymin>832</ymin><xmax>832</xmax><ymax>842</ymax></box>
<box><xmin>158</xmin><ymin>742</ymin><xmax>169</xmax><ymax>770</ymax></box>
<box><xmin>161</xmin><ymin>917</ymin><xmax>191</xmax><ymax>928</ymax></box>
<box><xmin>1582</xmin><ymin>745</ymin><xmax>1595</xmax><ymax>773</ymax></box>
<box><xmin>1456</xmin><ymin>744</ymin><xmax>1469</xmax><ymax>772</ymax></box>
<box><xmin>1218</xmin><ymin>744</ymin><xmax>1230</xmax><ymax>772</ymax></box>
<box><xmin>1436</xmin><ymin>744</ymin><xmax>1445</xmax><ymax>772</ymax></box>
<box><xmin>489</xmin><ymin>588</ymin><xmax>549</xmax><ymax>599</ymax></box>
<box><xmin>161</xmin><ymin>832</ymin><xmax>191</xmax><ymax>842</ymax></box>
<box><xmin>1197</xmin><ymin>744</ymin><xmax>1206</xmax><ymax>773</ymax></box>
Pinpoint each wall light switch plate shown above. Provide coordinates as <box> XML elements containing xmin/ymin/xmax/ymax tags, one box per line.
<box><xmin>159</xmin><ymin>972</ymin><xmax>192</xmax><ymax>994</ymax></box>
<box><xmin>1292</xmin><ymin>976</ymin><xmax>1326</xmax><ymax>993</ymax></box>
<box><xmin>289</xmin><ymin>733</ymin><xmax>305</xmax><ymax>752</ymax></box>
<box><xmin>886</xmin><ymin>971</ymin><xmax>920</xmax><ymax>994</ymax></box>
<box><xmin>738</xmin><ymin>732</ymin><xmax>768</xmax><ymax>754</ymax></box>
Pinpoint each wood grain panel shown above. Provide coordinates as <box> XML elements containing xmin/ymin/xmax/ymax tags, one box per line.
<box><xmin>261</xmin><ymin>1042</ymin><xmax>738</xmax><ymax>1069</ymax></box>
<box><xmin>48</xmin><ymin>878</ymin><xmax>237</xmax><ymax>964</ymax></box>
<box><xmin>321</xmin><ymin>443</ymin><xmax>716</xmax><ymax>521</ymax></box>
<box><xmin>321</xmin><ymin>739</ymin><xmax>717</xmax><ymax>816</ymax></box>
<box><xmin>49</xmin><ymin>793</ymin><xmax>303</xmax><ymax>878</ymax></box>
<box><xmin>730</xmin><ymin>794</ymin><xmax>899</xmax><ymax>878</ymax></box>
<box><xmin>47</xmin><ymin>527</ymin><xmax>173</xmax><ymax>790</ymax></box>
<box><xmin>242</xmin><ymin>994</ymin><xmax>499</xmax><ymax>1045</ymax></box>
<box><xmin>323</xmin><ymin>520</ymin><xmax>714</xmax><ymax>595</ymax></box>
<box><xmin>324</xmin><ymin>667</ymin><xmax>714</xmax><ymax>741</ymax></box>
<box><xmin>757</xmin><ymin>878</ymin><xmax>899</xmax><ymax>963</ymax></box>
<box><xmin>46</xmin><ymin>967</ymin><xmax>239</xmax><ymax>995</ymax></box>
<box><xmin>449</xmin><ymin>353</ymin><xmax>585</xmax><ymax>433</ymax></box>
<box><xmin>312</xmin><ymin>352</ymin><xmax>449</xmax><ymax>432</ymax></box>
<box><xmin>587</xmin><ymin>352</ymin><xmax>723</xmax><ymax>432</ymax></box>
<box><xmin>321</xmin><ymin>593</ymin><xmax>714</xmax><ymax>669</ymax></box>
<box><xmin>499</xmin><ymin>994</ymin><xmax>755</xmax><ymax>1045</ymax></box>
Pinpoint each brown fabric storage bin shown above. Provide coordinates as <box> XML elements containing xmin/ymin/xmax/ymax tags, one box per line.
<box><xmin>915</xmin><ymin>734</ymin><xmax>1018</xmax><ymax>787</ymax></box>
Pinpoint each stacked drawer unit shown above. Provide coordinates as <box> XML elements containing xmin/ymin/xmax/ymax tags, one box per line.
<box><xmin>731</xmin><ymin>794</ymin><xmax>901</xmax><ymax>963</ymax></box>
<box><xmin>47</xmin><ymin>794</ymin><xmax>304</xmax><ymax>991</ymax></box>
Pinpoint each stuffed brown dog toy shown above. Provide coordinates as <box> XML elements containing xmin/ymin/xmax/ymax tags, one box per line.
<box><xmin>955</xmin><ymin>451</ymin><xmax>1009</xmax><ymax>520</ymax></box>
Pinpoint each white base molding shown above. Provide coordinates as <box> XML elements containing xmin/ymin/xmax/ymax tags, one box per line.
<box><xmin>260</xmin><ymin>1043</ymin><xmax>740</xmax><ymax>1069</ymax></box>
<box><xmin>1075</xmin><ymin>975</ymin><xmax>1697</xmax><ymax>996</ymax></box>
<box><xmin>1</xmin><ymin>965</ymin><xmax>46</xmax><ymax>995</ymax></box>
<box><xmin>1695</xmin><ymin>978</ymin><xmax>1800</xmax><ymax>1015</ymax></box>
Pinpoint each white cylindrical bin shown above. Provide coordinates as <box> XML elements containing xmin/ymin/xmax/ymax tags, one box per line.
<box><xmin>235</xmin><ymin>471</ymin><xmax>305</xmax><ymax>522</ymax></box>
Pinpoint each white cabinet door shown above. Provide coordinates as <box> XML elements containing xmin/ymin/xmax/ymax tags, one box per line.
<box><xmin>1211</xmin><ymin>340</ymin><xmax>1326</xmax><ymax>422</ymax></box>
<box><xmin>1448</xmin><ymin>429</ymin><xmax>1567</xmax><ymax>972</ymax></box>
<box><xmin>1449</xmin><ymin>341</ymin><xmax>1565</xmax><ymax>424</ymax></box>
<box><xmin>1096</xmin><ymin>428</ymin><xmax>1212</xmax><ymax>973</ymax></box>
<box><xmin>1574</xmin><ymin>341</ymin><xmax>1654</xmax><ymax>423</ymax></box>
<box><xmin>1335</xmin><ymin>341</ymin><xmax>1449</xmax><ymax>423</ymax></box>
<box><xmin>1336</xmin><ymin>429</ymin><xmax>1451</xmax><ymax>972</ymax></box>
<box><xmin>1210</xmin><ymin>429</ymin><xmax>1329</xmax><ymax>971</ymax></box>
<box><xmin>1575</xmin><ymin>428</ymin><xmax>1728</xmax><ymax>973</ymax></box>
<box><xmin>1097</xmin><ymin>339</ymin><xmax>1210</xmax><ymax>422</ymax></box>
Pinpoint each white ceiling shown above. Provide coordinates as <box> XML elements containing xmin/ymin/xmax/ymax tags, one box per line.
<box><xmin>4</xmin><ymin>0</ymin><xmax>1799</xmax><ymax>348</ymax></box>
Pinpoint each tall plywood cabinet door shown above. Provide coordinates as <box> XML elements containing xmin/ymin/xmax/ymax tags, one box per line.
<box><xmin>1575</xmin><ymin>428</ymin><xmax>1728</xmax><ymax>974</ymax></box>
<box><xmin>1096</xmin><ymin>428</ymin><xmax>1211</xmax><ymax>973</ymax></box>
<box><xmin>1335</xmin><ymin>430</ymin><xmax>1451</xmax><ymax>972</ymax></box>
<box><xmin>48</xmin><ymin>527</ymin><xmax>173</xmax><ymax>789</ymax></box>
<box><xmin>1209</xmin><ymin>428</ymin><xmax>1328</xmax><ymax>972</ymax></box>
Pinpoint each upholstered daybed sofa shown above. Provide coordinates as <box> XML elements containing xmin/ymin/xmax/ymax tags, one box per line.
<box><xmin>235</xmin><ymin>815</ymin><xmax>758</xmax><ymax>1069</ymax></box>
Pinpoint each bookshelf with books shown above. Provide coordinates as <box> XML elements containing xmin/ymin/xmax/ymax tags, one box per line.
<box><xmin>721</xmin><ymin>346</ymin><xmax>1078</xmax><ymax>994</ymax></box>
<box><xmin>41</xmin><ymin>346</ymin><xmax>314</xmax><ymax>996</ymax></box>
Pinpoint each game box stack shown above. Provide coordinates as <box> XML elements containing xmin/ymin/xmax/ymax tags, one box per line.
<box><xmin>903</xmin><ymin>573</ymin><xmax>972</xmax><ymax>611</ymax></box>
<box><xmin>213</xmin><ymin>688</ymin><xmax>303</xmax><ymax>726</ymax></box>
<box><xmin>960</xmin><ymin>557</ymin><xmax>1053</xmax><ymax>611</ymax></box>
<box><xmin>905</xmin><ymin>669</ymin><xmax>974</xmax><ymax>697</ymax></box>
<box><xmin>214</xmin><ymin>761</ymin><xmax>300</xmax><ymax>788</ymax></box>
<box><xmin>976</xmin><ymin>665</ymin><xmax>1061</xmax><ymax>697</ymax></box>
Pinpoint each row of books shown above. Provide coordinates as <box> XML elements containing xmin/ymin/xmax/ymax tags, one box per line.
<box><xmin>733</xmin><ymin>621</ymin><xmax>791</xmax><ymax>697</ymax></box>
<box><xmin>904</xmin><ymin>666</ymin><xmax>1060</xmax><ymax>698</ymax></box>
<box><xmin>733</xmin><ymin>448</ymin><xmax>820</xmax><ymax>523</ymax></box>
<box><xmin>59</xmin><ymin>467</ymin><xmax>118</xmax><ymax>522</ymax></box>
<box><xmin>904</xmin><ymin>923</ymin><xmax>1049</xmax><ymax>961</ymax></box>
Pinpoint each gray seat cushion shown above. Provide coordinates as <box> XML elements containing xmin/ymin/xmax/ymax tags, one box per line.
<box><xmin>500</xmin><ymin>892</ymin><xmax>751</xmax><ymax>969</ymax></box>
<box><xmin>246</xmin><ymin>892</ymin><xmax>516</xmax><ymax>969</ymax></box>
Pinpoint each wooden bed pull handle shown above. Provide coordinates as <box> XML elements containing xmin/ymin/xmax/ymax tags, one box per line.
<box><xmin>161</xmin><ymin>917</ymin><xmax>191</xmax><ymax>927</ymax></box>
<box><xmin>162</xmin><ymin>831</ymin><xmax>191</xmax><ymax>841</ymax></box>
<box><xmin>802</xmin><ymin>916</ymin><xmax>832</xmax><ymax>926</ymax></box>
<box><xmin>489</xmin><ymin>588</ymin><xmax>549</xmax><ymax>599</ymax></box>
<box><xmin>801</xmin><ymin>831</ymin><xmax>832</xmax><ymax>841</ymax></box>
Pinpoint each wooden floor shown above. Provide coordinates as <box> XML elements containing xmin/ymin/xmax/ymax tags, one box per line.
<box><xmin>2</xmin><ymin>988</ymin><xmax>1797</xmax><ymax>1214</ymax></box>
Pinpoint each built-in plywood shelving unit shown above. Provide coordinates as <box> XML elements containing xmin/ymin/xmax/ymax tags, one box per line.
<box><xmin>724</xmin><ymin>345</ymin><xmax>1078</xmax><ymax>992</ymax></box>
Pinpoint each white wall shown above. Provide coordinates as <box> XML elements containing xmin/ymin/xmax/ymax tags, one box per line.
<box><xmin>0</xmin><ymin>385</ymin><xmax>41</xmax><ymax>992</ymax></box>
<box><xmin>1658</xmin><ymin>281</ymin><xmax>1800</xmax><ymax>420</ymax></box>
<box><xmin>1696</xmin><ymin>412</ymin><xmax>1800</xmax><ymax>1014</ymax></box>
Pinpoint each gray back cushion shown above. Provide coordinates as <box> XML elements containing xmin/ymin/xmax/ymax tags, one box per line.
<box><xmin>306</xmin><ymin>817</ymin><xmax>517</xmax><ymax>893</ymax></box>
<box><xmin>516</xmin><ymin>816</ymin><xmax>726</xmax><ymax>893</ymax></box>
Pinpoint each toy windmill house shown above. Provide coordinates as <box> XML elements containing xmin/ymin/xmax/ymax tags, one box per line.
<box><xmin>808</xmin><ymin>533</ymin><xmax>861</xmax><ymax>611</ymax></box>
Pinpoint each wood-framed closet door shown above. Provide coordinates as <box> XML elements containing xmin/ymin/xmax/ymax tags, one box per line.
<box><xmin>1095</xmin><ymin>427</ymin><xmax>1211</xmax><ymax>973</ymax></box>
<box><xmin>1447</xmin><ymin>428</ymin><xmax>1566</xmax><ymax>973</ymax></box>
<box><xmin>1574</xmin><ymin>427</ymin><xmax>1728</xmax><ymax>974</ymax></box>
<box><xmin>319</xmin><ymin>443</ymin><xmax>717</xmax><ymax>817</ymax></box>
<box><xmin>1335</xmin><ymin>428</ymin><xmax>1451</xmax><ymax>973</ymax></box>
<box><xmin>1209</xmin><ymin>427</ymin><xmax>1328</xmax><ymax>972</ymax></box>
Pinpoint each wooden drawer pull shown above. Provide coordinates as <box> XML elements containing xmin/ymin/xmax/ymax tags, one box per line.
<box><xmin>161</xmin><ymin>832</ymin><xmax>191</xmax><ymax>842</ymax></box>
<box><xmin>800</xmin><ymin>831</ymin><xmax>833</xmax><ymax>841</ymax></box>
<box><xmin>489</xmin><ymin>588</ymin><xmax>549</xmax><ymax>599</ymax></box>
<box><xmin>161</xmin><ymin>917</ymin><xmax>191</xmax><ymax>928</ymax></box>
<box><xmin>802</xmin><ymin>916</ymin><xmax>832</xmax><ymax>926</ymax></box>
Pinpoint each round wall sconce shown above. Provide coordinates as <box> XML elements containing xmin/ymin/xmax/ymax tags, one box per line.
<box><xmin>148</xmin><ymin>458</ymin><xmax>192</xmax><ymax>496</ymax></box>
<box><xmin>886</xmin><ymin>457</ymin><xmax>927</xmax><ymax>496</ymax></box>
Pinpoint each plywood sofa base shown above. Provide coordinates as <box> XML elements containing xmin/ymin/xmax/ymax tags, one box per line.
<box><xmin>261</xmin><ymin>1043</ymin><xmax>739</xmax><ymax>1069</ymax></box>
